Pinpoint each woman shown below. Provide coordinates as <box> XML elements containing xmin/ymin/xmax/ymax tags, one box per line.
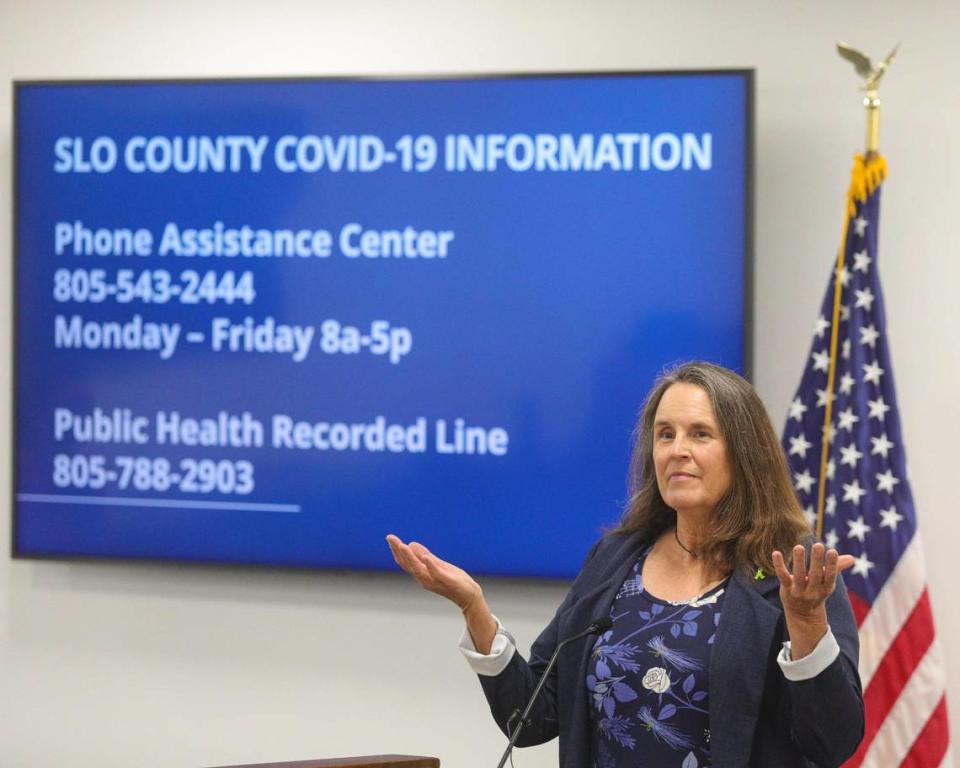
<box><xmin>387</xmin><ymin>362</ymin><xmax>864</xmax><ymax>767</ymax></box>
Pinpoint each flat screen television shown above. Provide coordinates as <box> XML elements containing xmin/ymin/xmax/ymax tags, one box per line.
<box><xmin>13</xmin><ymin>71</ymin><xmax>752</xmax><ymax>578</ymax></box>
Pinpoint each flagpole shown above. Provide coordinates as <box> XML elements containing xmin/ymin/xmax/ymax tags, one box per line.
<box><xmin>864</xmin><ymin>89</ymin><xmax>881</xmax><ymax>159</ymax></box>
<box><xmin>815</xmin><ymin>199</ymin><xmax>848</xmax><ymax>539</ymax></box>
<box><xmin>815</xmin><ymin>45</ymin><xmax>896</xmax><ymax>539</ymax></box>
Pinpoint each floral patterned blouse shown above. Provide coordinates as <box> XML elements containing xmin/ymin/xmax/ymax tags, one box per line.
<box><xmin>587</xmin><ymin>546</ymin><xmax>728</xmax><ymax>768</ymax></box>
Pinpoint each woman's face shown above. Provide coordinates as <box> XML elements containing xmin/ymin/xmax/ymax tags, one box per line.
<box><xmin>652</xmin><ymin>383</ymin><xmax>732</xmax><ymax>517</ymax></box>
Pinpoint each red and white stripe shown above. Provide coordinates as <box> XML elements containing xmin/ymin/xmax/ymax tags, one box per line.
<box><xmin>843</xmin><ymin>534</ymin><xmax>951</xmax><ymax>767</ymax></box>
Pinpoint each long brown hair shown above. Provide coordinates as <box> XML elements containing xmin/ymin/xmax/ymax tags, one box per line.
<box><xmin>613</xmin><ymin>362</ymin><xmax>811</xmax><ymax>575</ymax></box>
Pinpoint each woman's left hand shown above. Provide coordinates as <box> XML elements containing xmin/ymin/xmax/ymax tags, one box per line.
<box><xmin>772</xmin><ymin>543</ymin><xmax>855</xmax><ymax>659</ymax></box>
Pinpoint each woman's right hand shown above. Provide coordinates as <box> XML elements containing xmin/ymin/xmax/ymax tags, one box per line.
<box><xmin>386</xmin><ymin>535</ymin><xmax>500</xmax><ymax>655</ymax></box>
<box><xmin>386</xmin><ymin>534</ymin><xmax>483</xmax><ymax>613</ymax></box>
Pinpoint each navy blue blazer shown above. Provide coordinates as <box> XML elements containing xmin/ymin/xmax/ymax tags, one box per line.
<box><xmin>478</xmin><ymin>531</ymin><xmax>864</xmax><ymax>767</ymax></box>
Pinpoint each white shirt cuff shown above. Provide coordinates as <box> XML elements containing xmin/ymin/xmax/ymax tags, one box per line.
<box><xmin>777</xmin><ymin>626</ymin><xmax>841</xmax><ymax>681</ymax></box>
<box><xmin>458</xmin><ymin>615</ymin><xmax>517</xmax><ymax>677</ymax></box>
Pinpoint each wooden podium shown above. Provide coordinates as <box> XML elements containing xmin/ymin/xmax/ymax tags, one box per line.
<box><xmin>209</xmin><ymin>756</ymin><xmax>439</xmax><ymax>768</ymax></box>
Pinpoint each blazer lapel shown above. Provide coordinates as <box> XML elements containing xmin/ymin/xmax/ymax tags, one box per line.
<box><xmin>708</xmin><ymin>570</ymin><xmax>782</xmax><ymax>766</ymax></box>
<box><xmin>557</xmin><ymin>535</ymin><xmax>644</xmax><ymax>631</ymax></box>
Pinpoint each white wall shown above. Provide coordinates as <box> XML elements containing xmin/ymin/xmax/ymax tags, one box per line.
<box><xmin>1</xmin><ymin>2</ymin><xmax>957</xmax><ymax>766</ymax></box>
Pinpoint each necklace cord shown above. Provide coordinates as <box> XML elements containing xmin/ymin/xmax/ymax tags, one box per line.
<box><xmin>674</xmin><ymin>527</ymin><xmax>700</xmax><ymax>559</ymax></box>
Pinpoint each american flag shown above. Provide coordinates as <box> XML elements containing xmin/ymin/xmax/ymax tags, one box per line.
<box><xmin>782</xmin><ymin>154</ymin><xmax>952</xmax><ymax>767</ymax></box>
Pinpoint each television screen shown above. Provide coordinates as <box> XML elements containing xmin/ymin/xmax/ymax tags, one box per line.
<box><xmin>14</xmin><ymin>72</ymin><xmax>751</xmax><ymax>578</ymax></box>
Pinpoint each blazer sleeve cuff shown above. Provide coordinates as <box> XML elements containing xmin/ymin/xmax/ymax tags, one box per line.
<box><xmin>777</xmin><ymin>626</ymin><xmax>841</xmax><ymax>681</ymax></box>
<box><xmin>459</xmin><ymin>615</ymin><xmax>517</xmax><ymax>677</ymax></box>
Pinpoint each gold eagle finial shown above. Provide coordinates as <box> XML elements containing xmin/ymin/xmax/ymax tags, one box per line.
<box><xmin>836</xmin><ymin>42</ymin><xmax>899</xmax><ymax>93</ymax></box>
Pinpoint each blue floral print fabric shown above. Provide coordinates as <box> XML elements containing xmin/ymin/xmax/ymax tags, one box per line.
<box><xmin>587</xmin><ymin>546</ymin><xmax>728</xmax><ymax>768</ymax></box>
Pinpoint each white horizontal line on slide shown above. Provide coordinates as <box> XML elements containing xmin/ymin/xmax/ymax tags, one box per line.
<box><xmin>17</xmin><ymin>492</ymin><xmax>301</xmax><ymax>513</ymax></box>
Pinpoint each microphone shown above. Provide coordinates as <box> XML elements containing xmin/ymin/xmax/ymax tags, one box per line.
<box><xmin>494</xmin><ymin>616</ymin><xmax>613</xmax><ymax>768</ymax></box>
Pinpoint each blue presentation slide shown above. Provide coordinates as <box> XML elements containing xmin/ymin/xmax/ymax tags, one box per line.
<box><xmin>14</xmin><ymin>73</ymin><xmax>749</xmax><ymax>578</ymax></box>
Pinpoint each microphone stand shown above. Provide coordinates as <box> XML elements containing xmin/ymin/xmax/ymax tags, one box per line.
<box><xmin>494</xmin><ymin>619</ymin><xmax>610</xmax><ymax>768</ymax></box>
